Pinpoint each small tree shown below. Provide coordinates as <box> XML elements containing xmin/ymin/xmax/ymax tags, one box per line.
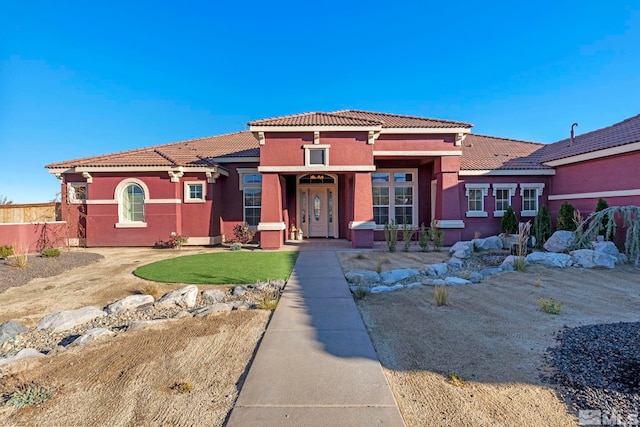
<box><xmin>500</xmin><ymin>206</ymin><xmax>518</xmax><ymax>234</ymax></box>
<box><xmin>557</xmin><ymin>202</ymin><xmax>576</xmax><ymax>231</ymax></box>
<box><xmin>533</xmin><ymin>205</ymin><xmax>552</xmax><ymax>248</ymax></box>
<box><xmin>595</xmin><ymin>198</ymin><xmax>614</xmax><ymax>241</ymax></box>
<box><xmin>384</xmin><ymin>221</ymin><xmax>398</xmax><ymax>252</ymax></box>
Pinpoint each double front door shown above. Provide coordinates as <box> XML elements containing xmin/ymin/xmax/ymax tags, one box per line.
<box><xmin>299</xmin><ymin>185</ymin><xmax>337</xmax><ymax>238</ymax></box>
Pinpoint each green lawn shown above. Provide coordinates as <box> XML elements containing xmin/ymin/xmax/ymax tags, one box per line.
<box><xmin>133</xmin><ymin>251</ymin><xmax>299</xmax><ymax>284</ymax></box>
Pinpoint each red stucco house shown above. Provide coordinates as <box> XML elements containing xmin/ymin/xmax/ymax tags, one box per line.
<box><xmin>45</xmin><ymin>110</ymin><xmax>640</xmax><ymax>250</ymax></box>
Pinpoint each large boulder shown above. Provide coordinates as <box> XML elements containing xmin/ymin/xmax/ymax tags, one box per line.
<box><xmin>380</xmin><ymin>268</ymin><xmax>420</xmax><ymax>285</ymax></box>
<box><xmin>449</xmin><ymin>241</ymin><xmax>473</xmax><ymax>259</ymax></box>
<box><xmin>36</xmin><ymin>306</ymin><xmax>106</xmax><ymax>332</ymax></box>
<box><xmin>592</xmin><ymin>241</ymin><xmax>620</xmax><ymax>257</ymax></box>
<box><xmin>447</xmin><ymin>257</ymin><xmax>464</xmax><ymax>270</ymax></box>
<box><xmin>0</xmin><ymin>321</ymin><xmax>29</xmax><ymax>345</ymax></box>
<box><xmin>543</xmin><ymin>231</ymin><xmax>575</xmax><ymax>253</ymax></box>
<box><xmin>104</xmin><ymin>295</ymin><xmax>154</xmax><ymax>315</ymax></box>
<box><xmin>191</xmin><ymin>303</ymin><xmax>233</xmax><ymax>317</ymax></box>
<box><xmin>0</xmin><ymin>348</ymin><xmax>44</xmax><ymax>367</ymax></box>
<box><xmin>344</xmin><ymin>270</ymin><xmax>380</xmax><ymax>286</ymax></box>
<box><xmin>370</xmin><ymin>284</ymin><xmax>404</xmax><ymax>293</ymax></box>
<box><xmin>69</xmin><ymin>328</ymin><xmax>115</xmax><ymax>348</ymax></box>
<box><xmin>202</xmin><ymin>289</ymin><xmax>226</xmax><ymax>303</ymax></box>
<box><xmin>474</xmin><ymin>236</ymin><xmax>503</xmax><ymax>250</ymax></box>
<box><xmin>570</xmin><ymin>249</ymin><xmax>616</xmax><ymax>269</ymax></box>
<box><xmin>525</xmin><ymin>252</ymin><xmax>573</xmax><ymax>268</ymax></box>
<box><xmin>155</xmin><ymin>285</ymin><xmax>198</xmax><ymax>309</ymax></box>
<box><xmin>426</xmin><ymin>263</ymin><xmax>448</xmax><ymax>277</ymax></box>
<box><xmin>444</xmin><ymin>277</ymin><xmax>471</xmax><ymax>286</ymax></box>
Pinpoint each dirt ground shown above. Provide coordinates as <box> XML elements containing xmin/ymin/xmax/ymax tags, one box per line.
<box><xmin>338</xmin><ymin>251</ymin><xmax>640</xmax><ymax>427</ymax></box>
<box><xmin>0</xmin><ymin>247</ymin><xmax>270</xmax><ymax>426</ymax></box>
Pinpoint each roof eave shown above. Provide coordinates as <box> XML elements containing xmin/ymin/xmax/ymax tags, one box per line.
<box><xmin>542</xmin><ymin>141</ymin><xmax>640</xmax><ymax>167</ymax></box>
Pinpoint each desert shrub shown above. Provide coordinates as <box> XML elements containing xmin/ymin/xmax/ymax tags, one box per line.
<box><xmin>169</xmin><ymin>234</ymin><xmax>189</xmax><ymax>249</ymax></box>
<box><xmin>354</xmin><ymin>253</ymin><xmax>367</xmax><ymax>260</ymax></box>
<box><xmin>352</xmin><ymin>287</ymin><xmax>368</xmax><ymax>300</ymax></box>
<box><xmin>537</xmin><ymin>297</ymin><xmax>562</xmax><ymax>315</ymax></box>
<box><xmin>41</xmin><ymin>248</ymin><xmax>61</xmax><ymax>258</ymax></box>
<box><xmin>434</xmin><ymin>285</ymin><xmax>449</xmax><ymax>306</ymax></box>
<box><xmin>384</xmin><ymin>221</ymin><xmax>398</xmax><ymax>252</ymax></box>
<box><xmin>418</xmin><ymin>223</ymin><xmax>429</xmax><ymax>252</ymax></box>
<box><xmin>533</xmin><ymin>205</ymin><xmax>552</xmax><ymax>248</ymax></box>
<box><xmin>448</xmin><ymin>372</ymin><xmax>466</xmax><ymax>387</ymax></box>
<box><xmin>557</xmin><ymin>202</ymin><xmax>576</xmax><ymax>231</ymax></box>
<box><xmin>229</xmin><ymin>243</ymin><xmax>242</xmax><ymax>251</ymax></box>
<box><xmin>257</xmin><ymin>296</ymin><xmax>278</xmax><ymax>310</ymax></box>
<box><xmin>4</xmin><ymin>380</ymin><xmax>55</xmax><ymax>409</ymax></box>
<box><xmin>140</xmin><ymin>283</ymin><xmax>161</xmax><ymax>299</ymax></box>
<box><xmin>11</xmin><ymin>246</ymin><xmax>28</xmax><ymax>269</ymax></box>
<box><xmin>0</xmin><ymin>245</ymin><xmax>14</xmax><ymax>259</ymax></box>
<box><xmin>170</xmin><ymin>382</ymin><xmax>194</xmax><ymax>394</ymax></box>
<box><xmin>595</xmin><ymin>198</ymin><xmax>614</xmax><ymax>241</ymax></box>
<box><xmin>513</xmin><ymin>257</ymin><xmax>527</xmax><ymax>272</ymax></box>
<box><xmin>401</xmin><ymin>223</ymin><xmax>415</xmax><ymax>252</ymax></box>
<box><xmin>429</xmin><ymin>219</ymin><xmax>445</xmax><ymax>251</ymax></box>
<box><xmin>231</xmin><ymin>222</ymin><xmax>256</xmax><ymax>244</ymax></box>
<box><xmin>500</xmin><ymin>206</ymin><xmax>518</xmax><ymax>234</ymax></box>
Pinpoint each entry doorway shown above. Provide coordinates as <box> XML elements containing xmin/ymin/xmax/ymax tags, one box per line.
<box><xmin>297</xmin><ymin>174</ymin><xmax>338</xmax><ymax>238</ymax></box>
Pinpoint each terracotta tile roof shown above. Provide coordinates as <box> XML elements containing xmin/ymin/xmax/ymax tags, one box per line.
<box><xmin>46</xmin><ymin>131</ymin><xmax>259</xmax><ymax>169</ymax></box>
<box><xmin>333</xmin><ymin>110</ymin><xmax>473</xmax><ymax>129</ymax></box>
<box><xmin>460</xmin><ymin>134</ymin><xmax>550</xmax><ymax>171</ymax></box>
<box><xmin>249</xmin><ymin>110</ymin><xmax>473</xmax><ymax>129</ymax></box>
<box><xmin>541</xmin><ymin>114</ymin><xmax>640</xmax><ymax>163</ymax></box>
<box><xmin>248</xmin><ymin>112</ymin><xmax>381</xmax><ymax>127</ymax></box>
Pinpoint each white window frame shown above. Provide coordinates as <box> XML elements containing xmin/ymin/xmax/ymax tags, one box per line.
<box><xmin>465</xmin><ymin>183</ymin><xmax>489</xmax><ymax>217</ymax></box>
<box><xmin>371</xmin><ymin>169</ymin><xmax>418</xmax><ymax>228</ymax></box>
<box><xmin>520</xmin><ymin>183</ymin><xmax>545</xmax><ymax>217</ymax></box>
<box><xmin>183</xmin><ymin>181</ymin><xmax>206</xmax><ymax>203</ymax></box>
<box><xmin>114</xmin><ymin>178</ymin><xmax>149</xmax><ymax>228</ymax></box>
<box><xmin>303</xmin><ymin>144</ymin><xmax>330</xmax><ymax>166</ymax></box>
<box><xmin>67</xmin><ymin>182</ymin><xmax>88</xmax><ymax>204</ymax></box>
<box><xmin>238</xmin><ymin>168</ymin><xmax>262</xmax><ymax>227</ymax></box>
<box><xmin>492</xmin><ymin>183</ymin><xmax>517</xmax><ymax>217</ymax></box>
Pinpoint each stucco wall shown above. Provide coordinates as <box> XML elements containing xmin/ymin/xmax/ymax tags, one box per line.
<box><xmin>0</xmin><ymin>222</ymin><xmax>67</xmax><ymax>253</ymax></box>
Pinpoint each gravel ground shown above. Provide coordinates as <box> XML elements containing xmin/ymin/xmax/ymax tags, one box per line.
<box><xmin>543</xmin><ymin>322</ymin><xmax>640</xmax><ymax>417</ymax></box>
<box><xmin>0</xmin><ymin>252</ymin><xmax>104</xmax><ymax>293</ymax></box>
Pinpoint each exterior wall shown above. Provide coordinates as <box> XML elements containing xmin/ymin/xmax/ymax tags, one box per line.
<box><xmin>0</xmin><ymin>222</ymin><xmax>67</xmax><ymax>253</ymax></box>
<box><xmin>547</xmin><ymin>152</ymin><xmax>640</xmax><ymax>221</ymax></box>
<box><xmin>460</xmin><ymin>175</ymin><xmax>553</xmax><ymax>240</ymax></box>
<box><xmin>374</xmin><ymin>133</ymin><xmax>459</xmax><ymax>153</ymax></box>
<box><xmin>219</xmin><ymin>162</ymin><xmax>258</xmax><ymax>241</ymax></box>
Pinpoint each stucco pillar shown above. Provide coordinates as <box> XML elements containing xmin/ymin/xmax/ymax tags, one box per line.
<box><xmin>434</xmin><ymin>156</ymin><xmax>464</xmax><ymax>244</ymax></box>
<box><xmin>258</xmin><ymin>173</ymin><xmax>285</xmax><ymax>250</ymax></box>
<box><xmin>348</xmin><ymin>172</ymin><xmax>375</xmax><ymax>248</ymax></box>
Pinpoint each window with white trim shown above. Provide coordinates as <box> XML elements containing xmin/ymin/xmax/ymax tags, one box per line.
<box><xmin>240</xmin><ymin>171</ymin><xmax>262</xmax><ymax>227</ymax></box>
<box><xmin>465</xmin><ymin>183</ymin><xmax>489</xmax><ymax>217</ymax></box>
<box><xmin>122</xmin><ymin>184</ymin><xmax>145</xmax><ymax>222</ymax></box>
<box><xmin>520</xmin><ymin>183</ymin><xmax>545</xmax><ymax>217</ymax></box>
<box><xmin>371</xmin><ymin>170</ymin><xmax>417</xmax><ymax>226</ymax></box>
<box><xmin>492</xmin><ymin>184</ymin><xmax>517</xmax><ymax>217</ymax></box>
<box><xmin>303</xmin><ymin>144</ymin><xmax>330</xmax><ymax>166</ymax></box>
<box><xmin>184</xmin><ymin>181</ymin><xmax>206</xmax><ymax>203</ymax></box>
<box><xmin>67</xmin><ymin>183</ymin><xmax>87</xmax><ymax>204</ymax></box>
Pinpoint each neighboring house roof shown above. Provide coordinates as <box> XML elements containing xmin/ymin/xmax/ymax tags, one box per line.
<box><xmin>460</xmin><ymin>134</ymin><xmax>551</xmax><ymax>171</ymax></box>
<box><xmin>46</xmin><ymin>131</ymin><xmax>259</xmax><ymax>169</ymax></box>
<box><xmin>541</xmin><ymin>114</ymin><xmax>640</xmax><ymax>163</ymax></box>
<box><xmin>249</xmin><ymin>110</ymin><xmax>473</xmax><ymax>129</ymax></box>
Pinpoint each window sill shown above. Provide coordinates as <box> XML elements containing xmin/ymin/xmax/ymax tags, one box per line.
<box><xmin>466</xmin><ymin>211</ymin><xmax>488</xmax><ymax>218</ymax></box>
<box><xmin>493</xmin><ymin>211</ymin><xmax>505</xmax><ymax>217</ymax></box>
<box><xmin>184</xmin><ymin>199</ymin><xmax>206</xmax><ymax>204</ymax></box>
<box><xmin>521</xmin><ymin>210</ymin><xmax>537</xmax><ymax>217</ymax></box>
<box><xmin>115</xmin><ymin>222</ymin><xmax>147</xmax><ymax>228</ymax></box>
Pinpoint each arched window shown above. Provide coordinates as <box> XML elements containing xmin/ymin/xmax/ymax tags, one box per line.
<box><xmin>115</xmin><ymin>179</ymin><xmax>149</xmax><ymax>228</ymax></box>
<box><xmin>123</xmin><ymin>184</ymin><xmax>145</xmax><ymax>222</ymax></box>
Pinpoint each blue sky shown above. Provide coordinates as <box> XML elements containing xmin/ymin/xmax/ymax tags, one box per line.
<box><xmin>1</xmin><ymin>1</ymin><xmax>639</xmax><ymax>203</ymax></box>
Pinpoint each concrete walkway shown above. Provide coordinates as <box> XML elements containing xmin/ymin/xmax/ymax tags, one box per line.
<box><xmin>227</xmin><ymin>247</ymin><xmax>405</xmax><ymax>426</ymax></box>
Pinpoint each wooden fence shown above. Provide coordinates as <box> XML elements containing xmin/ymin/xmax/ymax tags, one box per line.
<box><xmin>0</xmin><ymin>202</ymin><xmax>61</xmax><ymax>223</ymax></box>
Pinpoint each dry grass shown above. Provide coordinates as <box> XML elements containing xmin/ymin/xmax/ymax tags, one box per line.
<box><xmin>10</xmin><ymin>246</ymin><xmax>29</xmax><ymax>269</ymax></box>
<box><xmin>140</xmin><ymin>283</ymin><xmax>162</xmax><ymax>299</ymax></box>
<box><xmin>434</xmin><ymin>285</ymin><xmax>449</xmax><ymax>306</ymax></box>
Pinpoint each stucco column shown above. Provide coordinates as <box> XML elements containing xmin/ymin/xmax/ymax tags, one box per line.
<box><xmin>434</xmin><ymin>156</ymin><xmax>464</xmax><ymax>244</ymax></box>
<box><xmin>257</xmin><ymin>173</ymin><xmax>285</xmax><ymax>250</ymax></box>
<box><xmin>348</xmin><ymin>172</ymin><xmax>375</xmax><ymax>248</ymax></box>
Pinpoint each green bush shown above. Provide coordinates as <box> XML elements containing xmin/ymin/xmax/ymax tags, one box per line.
<box><xmin>418</xmin><ymin>223</ymin><xmax>430</xmax><ymax>252</ymax></box>
<box><xmin>533</xmin><ymin>205</ymin><xmax>552</xmax><ymax>248</ymax></box>
<box><xmin>5</xmin><ymin>382</ymin><xmax>55</xmax><ymax>409</ymax></box>
<box><xmin>595</xmin><ymin>198</ymin><xmax>614</xmax><ymax>241</ymax></box>
<box><xmin>557</xmin><ymin>202</ymin><xmax>576</xmax><ymax>231</ymax></box>
<box><xmin>41</xmin><ymin>248</ymin><xmax>61</xmax><ymax>258</ymax></box>
<box><xmin>500</xmin><ymin>206</ymin><xmax>518</xmax><ymax>234</ymax></box>
<box><xmin>384</xmin><ymin>221</ymin><xmax>398</xmax><ymax>252</ymax></box>
<box><xmin>0</xmin><ymin>245</ymin><xmax>14</xmax><ymax>259</ymax></box>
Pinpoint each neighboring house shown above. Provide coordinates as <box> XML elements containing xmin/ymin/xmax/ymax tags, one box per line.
<box><xmin>45</xmin><ymin>110</ymin><xmax>640</xmax><ymax>250</ymax></box>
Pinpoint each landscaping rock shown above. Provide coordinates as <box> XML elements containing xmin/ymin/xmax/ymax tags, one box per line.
<box><xmin>499</xmin><ymin>255</ymin><xmax>517</xmax><ymax>269</ymax></box>
<box><xmin>370</xmin><ymin>284</ymin><xmax>404</xmax><ymax>293</ymax></box>
<box><xmin>501</xmin><ymin>263</ymin><xmax>515</xmax><ymax>272</ymax></box>
<box><xmin>36</xmin><ymin>306</ymin><xmax>107</xmax><ymax>332</ymax></box>
<box><xmin>450</xmin><ymin>241</ymin><xmax>473</xmax><ymax>259</ymax></box>
<box><xmin>447</xmin><ymin>257</ymin><xmax>464</xmax><ymax>270</ymax></box>
<box><xmin>592</xmin><ymin>241</ymin><xmax>620</xmax><ymax>259</ymax></box>
<box><xmin>0</xmin><ymin>348</ymin><xmax>44</xmax><ymax>367</ymax></box>
<box><xmin>474</xmin><ymin>236</ymin><xmax>503</xmax><ymax>250</ymax></box>
<box><xmin>155</xmin><ymin>285</ymin><xmax>198</xmax><ymax>309</ymax></box>
<box><xmin>0</xmin><ymin>321</ymin><xmax>29</xmax><ymax>345</ymax></box>
<box><xmin>525</xmin><ymin>252</ymin><xmax>573</xmax><ymax>268</ymax></box>
<box><xmin>191</xmin><ymin>303</ymin><xmax>233</xmax><ymax>317</ymax></box>
<box><xmin>345</xmin><ymin>270</ymin><xmax>380</xmax><ymax>286</ymax></box>
<box><xmin>230</xmin><ymin>301</ymin><xmax>254</xmax><ymax>310</ymax></box>
<box><xmin>480</xmin><ymin>267</ymin><xmax>502</xmax><ymax>277</ymax></box>
<box><xmin>544</xmin><ymin>231</ymin><xmax>575</xmax><ymax>253</ymax></box>
<box><xmin>69</xmin><ymin>328</ymin><xmax>114</xmax><ymax>348</ymax></box>
<box><xmin>104</xmin><ymin>294</ymin><xmax>154</xmax><ymax>315</ymax></box>
<box><xmin>570</xmin><ymin>249</ymin><xmax>616</xmax><ymax>269</ymax></box>
<box><xmin>426</xmin><ymin>263</ymin><xmax>448</xmax><ymax>277</ymax></box>
<box><xmin>498</xmin><ymin>233</ymin><xmax>517</xmax><ymax>249</ymax></box>
<box><xmin>173</xmin><ymin>310</ymin><xmax>192</xmax><ymax>319</ymax></box>
<box><xmin>469</xmin><ymin>272</ymin><xmax>483</xmax><ymax>283</ymax></box>
<box><xmin>231</xmin><ymin>286</ymin><xmax>247</xmax><ymax>296</ymax></box>
<box><xmin>444</xmin><ymin>277</ymin><xmax>471</xmax><ymax>286</ymax></box>
<box><xmin>202</xmin><ymin>289</ymin><xmax>226</xmax><ymax>303</ymax></box>
<box><xmin>422</xmin><ymin>278</ymin><xmax>445</xmax><ymax>286</ymax></box>
<box><xmin>380</xmin><ymin>268</ymin><xmax>420</xmax><ymax>285</ymax></box>
<box><xmin>406</xmin><ymin>281</ymin><xmax>423</xmax><ymax>288</ymax></box>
